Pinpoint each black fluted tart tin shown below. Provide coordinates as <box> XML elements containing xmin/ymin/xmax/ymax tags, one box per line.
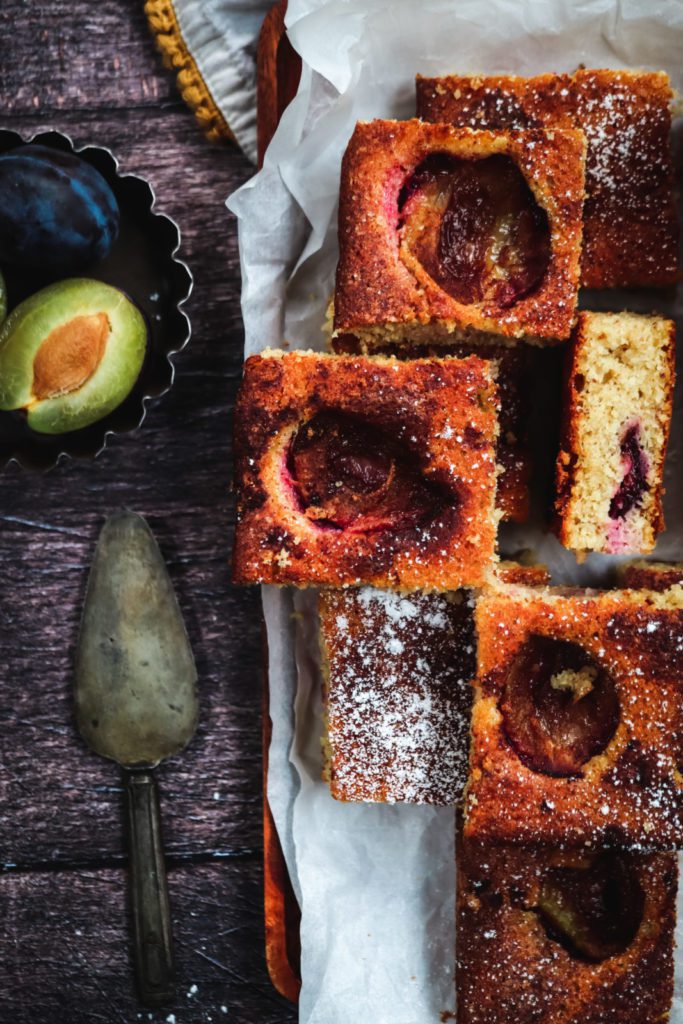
<box><xmin>0</xmin><ymin>129</ymin><xmax>193</xmax><ymax>470</ymax></box>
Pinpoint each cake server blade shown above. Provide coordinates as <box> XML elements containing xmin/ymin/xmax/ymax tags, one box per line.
<box><xmin>75</xmin><ymin>509</ymin><xmax>198</xmax><ymax>1007</ymax></box>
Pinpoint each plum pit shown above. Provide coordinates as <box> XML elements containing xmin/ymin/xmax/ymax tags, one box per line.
<box><xmin>500</xmin><ymin>635</ymin><xmax>620</xmax><ymax>776</ymax></box>
<box><xmin>536</xmin><ymin>852</ymin><xmax>645</xmax><ymax>961</ymax></box>
<box><xmin>287</xmin><ymin>411</ymin><xmax>448</xmax><ymax>533</ymax></box>
<box><xmin>32</xmin><ymin>312</ymin><xmax>109</xmax><ymax>400</ymax></box>
<box><xmin>399</xmin><ymin>154</ymin><xmax>551</xmax><ymax>308</ymax></box>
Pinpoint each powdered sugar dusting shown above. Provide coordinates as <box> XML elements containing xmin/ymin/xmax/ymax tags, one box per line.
<box><xmin>320</xmin><ymin>587</ymin><xmax>476</xmax><ymax>804</ymax></box>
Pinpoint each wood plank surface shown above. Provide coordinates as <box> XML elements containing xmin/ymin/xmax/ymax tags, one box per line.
<box><xmin>0</xmin><ymin>1</ymin><xmax>297</xmax><ymax>1020</ymax></box>
<box><xmin>1</xmin><ymin>863</ymin><xmax>290</xmax><ymax>1023</ymax></box>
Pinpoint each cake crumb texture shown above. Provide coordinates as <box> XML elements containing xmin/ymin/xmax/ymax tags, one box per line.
<box><xmin>555</xmin><ymin>311</ymin><xmax>675</xmax><ymax>558</ymax></box>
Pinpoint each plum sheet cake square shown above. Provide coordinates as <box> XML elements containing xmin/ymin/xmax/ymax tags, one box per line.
<box><xmin>466</xmin><ymin>583</ymin><xmax>683</xmax><ymax>849</ymax></box>
<box><xmin>456</xmin><ymin>838</ymin><xmax>677</xmax><ymax>1024</ymax></box>
<box><xmin>333</xmin><ymin>120</ymin><xmax>586</xmax><ymax>348</ymax></box>
<box><xmin>232</xmin><ymin>349</ymin><xmax>499</xmax><ymax>590</ymax></box>
<box><xmin>555</xmin><ymin>311</ymin><xmax>675</xmax><ymax>558</ymax></box>
<box><xmin>318</xmin><ymin>587</ymin><xmax>475</xmax><ymax>804</ymax></box>
<box><xmin>417</xmin><ymin>69</ymin><xmax>679</xmax><ymax>289</ymax></box>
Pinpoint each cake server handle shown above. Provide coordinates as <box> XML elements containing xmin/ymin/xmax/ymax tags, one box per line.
<box><xmin>125</xmin><ymin>769</ymin><xmax>175</xmax><ymax>1007</ymax></box>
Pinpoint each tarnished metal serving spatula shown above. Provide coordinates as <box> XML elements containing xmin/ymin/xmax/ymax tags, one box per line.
<box><xmin>75</xmin><ymin>510</ymin><xmax>198</xmax><ymax>1007</ymax></box>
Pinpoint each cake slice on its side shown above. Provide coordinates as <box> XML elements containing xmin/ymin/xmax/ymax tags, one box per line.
<box><xmin>416</xmin><ymin>69</ymin><xmax>679</xmax><ymax>289</ymax></box>
<box><xmin>232</xmin><ymin>349</ymin><xmax>500</xmax><ymax>591</ymax></box>
<box><xmin>456</xmin><ymin>836</ymin><xmax>678</xmax><ymax>1024</ymax></box>
<box><xmin>318</xmin><ymin>587</ymin><xmax>475</xmax><ymax>804</ymax></box>
<box><xmin>555</xmin><ymin>311</ymin><xmax>675</xmax><ymax>559</ymax></box>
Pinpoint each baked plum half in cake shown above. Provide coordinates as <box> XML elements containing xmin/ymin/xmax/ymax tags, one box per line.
<box><xmin>456</xmin><ymin>838</ymin><xmax>677</xmax><ymax>1024</ymax></box>
<box><xmin>332</xmin><ymin>336</ymin><xmax>532</xmax><ymax>523</ymax></box>
<box><xmin>232</xmin><ymin>349</ymin><xmax>499</xmax><ymax>590</ymax></box>
<box><xmin>333</xmin><ymin>119</ymin><xmax>585</xmax><ymax>347</ymax></box>
<box><xmin>398</xmin><ymin>154</ymin><xmax>551</xmax><ymax>309</ymax></box>
<box><xmin>536</xmin><ymin>851</ymin><xmax>644</xmax><ymax>962</ymax></box>
<box><xmin>287</xmin><ymin>411</ymin><xmax>447</xmax><ymax>533</ymax></box>
<box><xmin>466</xmin><ymin>582</ymin><xmax>683</xmax><ymax>849</ymax></box>
<box><xmin>500</xmin><ymin>635</ymin><xmax>619</xmax><ymax>777</ymax></box>
<box><xmin>555</xmin><ymin>312</ymin><xmax>675</xmax><ymax>559</ymax></box>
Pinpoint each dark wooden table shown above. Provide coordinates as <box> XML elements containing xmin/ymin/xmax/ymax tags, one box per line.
<box><xmin>0</xmin><ymin>3</ymin><xmax>296</xmax><ymax>1021</ymax></box>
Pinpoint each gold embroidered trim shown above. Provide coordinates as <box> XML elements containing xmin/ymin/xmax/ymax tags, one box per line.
<box><xmin>144</xmin><ymin>0</ymin><xmax>235</xmax><ymax>144</ymax></box>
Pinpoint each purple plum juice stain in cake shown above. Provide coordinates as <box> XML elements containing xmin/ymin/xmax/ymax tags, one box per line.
<box><xmin>605</xmin><ymin>424</ymin><xmax>650</xmax><ymax>554</ymax></box>
<box><xmin>398</xmin><ymin>154</ymin><xmax>551</xmax><ymax>308</ymax></box>
<box><xmin>609</xmin><ymin>424</ymin><xmax>650</xmax><ymax>520</ymax></box>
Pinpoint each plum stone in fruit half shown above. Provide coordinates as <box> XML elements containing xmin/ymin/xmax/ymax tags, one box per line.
<box><xmin>0</xmin><ymin>145</ymin><xmax>119</xmax><ymax>272</ymax></box>
<box><xmin>0</xmin><ymin>278</ymin><xmax>147</xmax><ymax>434</ymax></box>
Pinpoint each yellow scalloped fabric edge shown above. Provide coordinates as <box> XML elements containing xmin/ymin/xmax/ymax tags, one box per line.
<box><xmin>145</xmin><ymin>0</ymin><xmax>235</xmax><ymax>144</ymax></box>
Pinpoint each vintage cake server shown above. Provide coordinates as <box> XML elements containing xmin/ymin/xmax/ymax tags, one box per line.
<box><xmin>75</xmin><ymin>509</ymin><xmax>198</xmax><ymax>1006</ymax></box>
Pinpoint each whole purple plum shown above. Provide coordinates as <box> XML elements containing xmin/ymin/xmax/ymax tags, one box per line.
<box><xmin>0</xmin><ymin>144</ymin><xmax>119</xmax><ymax>271</ymax></box>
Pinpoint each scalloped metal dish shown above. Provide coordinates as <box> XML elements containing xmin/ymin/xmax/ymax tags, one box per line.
<box><xmin>0</xmin><ymin>128</ymin><xmax>193</xmax><ymax>471</ymax></box>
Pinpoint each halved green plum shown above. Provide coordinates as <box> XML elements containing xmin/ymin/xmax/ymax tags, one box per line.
<box><xmin>0</xmin><ymin>278</ymin><xmax>146</xmax><ymax>434</ymax></box>
<box><xmin>0</xmin><ymin>269</ymin><xmax>6</xmax><ymax>325</ymax></box>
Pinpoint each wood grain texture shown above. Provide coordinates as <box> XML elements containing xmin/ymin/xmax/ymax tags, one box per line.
<box><xmin>0</xmin><ymin>863</ymin><xmax>291</xmax><ymax>1023</ymax></box>
<box><xmin>0</xmin><ymin>0</ymin><xmax>177</xmax><ymax>114</ymax></box>
<box><xmin>0</xmin><ymin>0</ymin><xmax>296</xmax><ymax>1019</ymax></box>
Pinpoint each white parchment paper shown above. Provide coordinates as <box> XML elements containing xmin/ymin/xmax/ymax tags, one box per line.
<box><xmin>228</xmin><ymin>1</ymin><xmax>683</xmax><ymax>1019</ymax></box>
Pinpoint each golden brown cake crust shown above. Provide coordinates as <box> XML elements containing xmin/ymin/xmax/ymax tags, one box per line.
<box><xmin>496</xmin><ymin>560</ymin><xmax>550</xmax><ymax>586</ymax></box>
<box><xmin>416</xmin><ymin>70</ymin><xmax>679</xmax><ymax>289</ymax></box>
<box><xmin>555</xmin><ymin>311</ymin><xmax>676</xmax><ymax>557</ymax></box>
<box><xmin>232</xmin><ymin>349</ymin><xmax>499</xmax><ymax>590</ymax></box>
<box><xmin>466</xmin><ymin>585</ymin><xmax>683</xmax><ymax>849</ymax></box>
<box><xmin>334</xmin><ymin>119</ymin><xmax>585</xmax><ymax>344</ymax></box>
<box><xmin>332</xmin><ymin>334</ymin><xmax>531</xmax><ymax>522</ymax></box>
<box><xmin>318</xmin><ymin>588</ymin><xmax>475</xmax><ymax>804</ymax></box>
<box><xmin>457</xmin><ymin>838</ymin><xmax>677</xmax><ymax>1024</ymax></box>
<box><xmin>416</xmin><ymin>72</ymin><xmax>576</xmax><ymax>129</ymax></box>
<box><xmin>618</xmin><ymin>560</ymin><xmax>683</xmax><ymax>592</ymax></box>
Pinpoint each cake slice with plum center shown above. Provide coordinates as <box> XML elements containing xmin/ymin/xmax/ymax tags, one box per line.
<box><xmin>333</xmin><ymin>120</ymin><xmax>585</xmax><ymax>348</ymax></box>
<box><xmin>555</xmin><ymin>311</ymin><xmax>675</xmax><ymax>559</ymax></box>
<box><xmin>456</xmin><ymin>837</ymin><xmax>677</xmax><ymax>1024</ymax></box>
<box><xmin>232</xmin><ymin>349</ymin><xmax>500</xmax><ymax>590</ymax></box>
<box><xmin>466</xmin><ymin>582</ymin><xmax>683</xmax><ymax>849</ymax></box>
